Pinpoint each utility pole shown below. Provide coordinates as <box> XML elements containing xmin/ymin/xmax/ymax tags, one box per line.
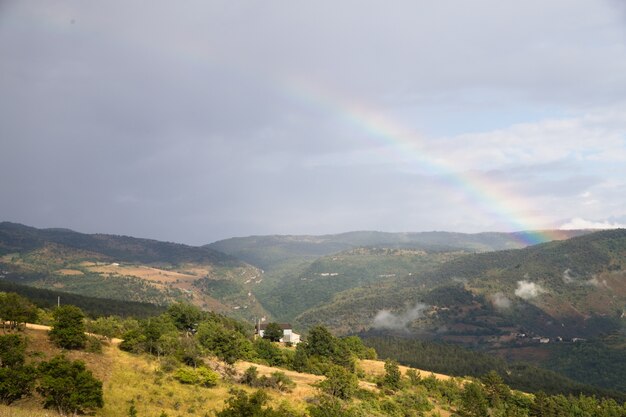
<box><xmin>57</xmin><ymin>296</ymin><xmax>60</xmax><ymax>307</ymax></box>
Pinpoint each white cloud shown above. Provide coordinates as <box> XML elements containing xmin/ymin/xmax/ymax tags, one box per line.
<box><xmin>373</xmin><ymin>303</ymin><xmax>427</xmax><ymax>330</ymax></box>
<box><xmin>515</xmin><ymin>280</ymin><xmax>545</xmax><ymax>300</ymax></box>
<box><xmin>490</xmin><ymin>292</ymin><xmax>512</xmax><ymax>310</ymax></box>
<box><xmin>560</xmin><ymin>218</ymin><xmax>626</xmax><ymax>230</ymax></box>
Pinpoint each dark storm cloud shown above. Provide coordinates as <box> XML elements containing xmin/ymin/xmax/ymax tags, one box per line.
<box><xmin>1</xmin><ymin>1</ymin><xmax>626</xmax><ymax>243</ymax></box>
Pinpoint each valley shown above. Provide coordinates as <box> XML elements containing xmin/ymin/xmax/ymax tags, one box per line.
<box><xmin>2</xmin><ymin>222</ymin><xmax>625</xmax><ymax>397</ymax></box>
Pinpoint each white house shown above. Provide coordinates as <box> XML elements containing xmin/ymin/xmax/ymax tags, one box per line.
<box><xmin>255</xmin><ymin>322</ymin><xmax>301</xmax><ymax>345</ymax></box>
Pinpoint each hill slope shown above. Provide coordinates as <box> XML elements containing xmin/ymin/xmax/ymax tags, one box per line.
<box><xmin>0</xmin><ymin>222</ymin><xmax>267</xmax><ymax>320</ymax></box>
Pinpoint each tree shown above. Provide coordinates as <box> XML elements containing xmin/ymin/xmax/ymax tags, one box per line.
<box><xmin>0</xmin><ymin>334</ymin><xmax>26</xmax><ymax>368</ymax></box>
<box><xmin>37</xmin><ymin>355</ymin><xmax>104</xmax><ymax>416</ymax></box>
<box><xmin>262</xmin><ymin>322</ymin><xmax>283</xmax><ymax>342</ymax></box>
<box><xmin>292</xmin><ymin>343</ymin><xmax>310</xmax><ymax>372</ymax></box>
<box><xmin>308</xmin><ymin>394</ymin><xmax>356</xmax><ymax>417</ymax></box>
<box><xmin>0</xmin><ymin>366</ymin><xmax>36</xmax><ymax>405</ymax></box>
<box><xmin>166</xmin><ymin>302</ymin><xmax>203</xmax><ymax>332</ymax></box>
<box><xmin>253</xmin><ymin>338</ymin><xmax>284</xmax><ymax>366</ymax></box>
<box><xmin>216</xmin><ymin>389</ymin><xmax>277</xmax><ymax>417</ymax></box>
<box><xmin>49</xmin><ymin>305</ymin><xmax>87</xmax><ymax>349</ymax></box>
<box><xmin>0</xmin><ymin>334</ymin><xmax>35</xmax><ymax>405</ymax></box>
<box><xmin>457</xmin><ymin>382</ymin><xmax>488</xmax><ymax>417</ymax></box>
<box><xmin>0</xmin><ymin>292</ymin><xmax>38</xmax><ymax>331</ymax></box>
<box><xmin>307</xmin><ymin>326</ymin><xmax>335</xmax><ymax>357</ymax></box>
<box><xmin>196</xmin><ymin>321</ymin><xmax>253</xmax><ymax>364</ymax></box>
<box><xmin>383</xmin><ymin>359</ymin><xmax>402</xmax><ymax>391</ymax></box>
<box><xmin>318</xmin><ymin>365</ymin><xmax>358</xmax><ymax>400</ymax></box>
<box><xmin>481</xmin><ymin>370</ymin><xmax>510</xmax><ymax>409</ymax></box>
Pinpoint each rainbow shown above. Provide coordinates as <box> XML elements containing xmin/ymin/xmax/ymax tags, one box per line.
<box><xmin>281</xmin><ymin>76</ymin><xmax>566</xmax><ymax>246</ymax></box>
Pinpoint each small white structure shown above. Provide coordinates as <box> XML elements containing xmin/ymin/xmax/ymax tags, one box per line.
<box><xmin>255</xmin><ymin>322</ymin><xmax>301</xmax><ymax>345</ymax></box>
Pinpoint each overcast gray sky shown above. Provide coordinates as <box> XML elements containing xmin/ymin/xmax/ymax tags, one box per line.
<box><xmin>2</xmin><ymin>1</ymin><xmax>626</xmax><ymax>245</ymax></box>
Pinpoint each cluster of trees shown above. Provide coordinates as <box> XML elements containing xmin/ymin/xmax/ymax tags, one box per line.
<box><xmin>0</xmin><ymin>280</ymin><xmax>164</xmax><ymax>318</ymax></box>
<box><xmin>0</xmin><ymin>331</ymin><xmax>102</xmax><ymax>415</ymax></box>
<box><xmin>0</xmin><ymin>291</ymin><xmax>38</xmax><ymax>331</ymax></box>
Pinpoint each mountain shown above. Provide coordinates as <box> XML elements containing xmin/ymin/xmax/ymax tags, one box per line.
<box><xmin>207</xmin><ymin>230</ymin><xmax>590</xmax><ymax>271</ymax></box>
<box><xmin>291</xmin><ymin>229</ymin><xmax>626</xmax><ymax>390</ymax></box>
<box><xmin>293</xmin><ymin>229</ymin><xmax>626</xmax><ymax>332</ymax></box>
<box><xmin>209</xmin><ymin>229</ymin><xmax>591</xmax><ymax>321</ymax></box>
<box><xmin>0</xmin><ymin>222</ymin><xmax>268</xmax><ymax>320</ymax></box>
<box><xmin>0</xmin><ymin>222</ymin><xmax>238</xmax><ymax>266</ymax></box>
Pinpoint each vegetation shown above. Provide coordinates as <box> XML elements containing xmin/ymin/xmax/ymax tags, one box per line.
<box><xmin>0</xmin><ymin>280</ymin><xmax>165</xmax><ymax>318</ymax></box>
<box><xmin>0</xmin><ymin>292</ymin><xmax>37</xmax><ymax>331</ymax></box>
<box><xmin>263</xmin><ymin>322</ymin><xmax>284</xmax><ymax>342</ymax></box>
<box><xmin>363</xmin><ymin>335</ymin><xmax>626</xmax><ymax>400</ymax></box>
<box><xmin>49</xmin><ymin>305</ymin><xmax>88</xmax><ymax>349</ymax></box>
<box><xmin>37</xmin><ymin>355</ymin><xmax>104</xmax><ymax>415</ymax></box>
<box><xmin>2</xmin><ymin>291</ymin><xmax>626</xmax><ymax>417</ymax></box>
<box><xmin>0</xmin><ymin>334</ymin><xmax>35</xmax><ymax>405</ymax></box>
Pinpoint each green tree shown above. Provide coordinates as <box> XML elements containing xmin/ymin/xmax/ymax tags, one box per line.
<box><xmin>383</xmin><ymin>359</ymin><xmax>402</xmax><ymax>391</ymax></box>
<box><xmin>481</xmin><ymin>370</ymin><xmax>510</xmax><ymax>409</ymax></box>
<box><xmin>216</xmin><ymin>389</ymin><xmax>274</xmax><ymax>417</ymax></box>
<box><xmin>0</xmin><ymin>292</ymin><xmax>38</xmax><ymax>331</ymax></box>
<box><xmin>307</xmin><ymin>326</ymin><xmax>335</xmax><ymax>357</ymax></box>
<box><xmin>196</xmin><ymin>321</ymin><xmax>253</xmax><ymax>364</ymax></box>
<box><xmin>341</xmin><ymin>336</ymin><xmax>376</xmax><ymax>360</ymax></box>
<box><xmin>0</xmin><ymin>334</ymin><xmax>26</xmax><ymax>368</ymax></box>
<box><xmin>0</xmin><ymin>334</ymin><xmax>35</xmax><ymax>405</ymax></box>
<box><xmin>457</xmin><ymin>382</ymin><xmax>488</xmax><ymax>417</ymax></box>
<box><xmin>166</xmin><ymin>302</ymin><xmax>203</xmax><ymax>331</ymax></box>
<box><xmin>0</xmin><ymin>366</ymin><xmax>36</xmax><ymax>405</ymax></box>
<box><xmin>292</xmin><ymin>343</ymin><xmax>310</xmax><ymax>372</ymax></box>
<box><xmin>308</xmin><ymin>394</ymin><xmax>356</xmax><ymax>417</ymax></box>
<box><xmin>49</xmin><ymin>305</ymin><xmax>87</xmax><ymax>349</ymax></box>
<box><xmin>37</xmin><ymin>355</ymin><xmax>104</xmax><ymax>416</ymax></box>
<box><xmin>253</xmin><ymin>338</ymin><xmax>285</xmax><ymax>366</ymax></box>
<box><xmin>318</xmin><ymin>365</ymin><xmax>358</xmax><ymax>400</ymax></box>
<box><xmin>262</xmin><ymin>322</ymin><xmax>283</xmax><ymax>342</ymax></box>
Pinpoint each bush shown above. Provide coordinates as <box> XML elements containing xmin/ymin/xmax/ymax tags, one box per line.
<box><xmin>86</xmin><ymin>335</ymin><xmax>103</xmax><ymax>353</ymax></box>
<box><xmin>173</xmin><ymin>366</ymin><xmax>219</xmax><ymax>387</ymax></box>
<box><xmin>240</xmin><ymin>366</ymin><xmax>295</xmax><ymax>392</ymax></box>
<box><xmin>318</xmin><ymin>365</ymin><xmax>358</xmax><ymax>400</ymax></box>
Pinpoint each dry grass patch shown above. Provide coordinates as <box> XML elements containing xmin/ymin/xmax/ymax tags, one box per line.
<box><xmin>359</xmin><ymin>359</ymin><xmax>454</xmax><ymax>382</ymax></box>
<box><xmin>54</xmin><ymin>269</ymin><xmax>84</xmax><ymax>276</ymax></box>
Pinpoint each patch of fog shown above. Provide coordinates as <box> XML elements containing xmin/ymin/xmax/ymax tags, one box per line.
<box><xmin>586</xmin><ymin>275</ymin><xmax>609</xmax><ymax>288</ymax></box>
<box><xmin>515</xmin><ymin>280</ymin><xmax>545</xmax><ymax>300</ymax></box>
<box><xmin>490</xmin><ymin>292</ymin><xmax>512</xmax><ymax>310</ymax></box>
<box><xmin>562</xmin><ymin>268</ymin><xmax>576</xmax><ymax>284</ymax></box>
<box><xmin>373</xmin><ymin>303</ymin><xmax>428</xmax><ymax>330</ymax></box>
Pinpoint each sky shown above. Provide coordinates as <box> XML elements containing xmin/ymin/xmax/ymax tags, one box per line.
<box><xmin>1</xmin><ymin>1</ymin><xmax>626</xmax><ymax>245</ymax></box>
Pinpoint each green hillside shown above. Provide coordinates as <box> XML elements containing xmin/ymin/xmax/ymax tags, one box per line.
<box><xmin>256</xmin><ymin>247</ymin><xmax>466</xmax><ymax>321</ymax></box>
<box><xmin>0</xmin><ymin>222</ymin><xmax>268</xmax><ymax>321</ymax></box>
<box><xmin>0</xmin><ymin>222</ymin><xmax>240</xmax><ymax>266</ymax></box>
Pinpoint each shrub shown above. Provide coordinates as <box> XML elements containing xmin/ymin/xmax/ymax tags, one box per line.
<box><xmin>173</xmin><ymin>366</ymin><xmax>219</xmax><ymax>387</ymax></box>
